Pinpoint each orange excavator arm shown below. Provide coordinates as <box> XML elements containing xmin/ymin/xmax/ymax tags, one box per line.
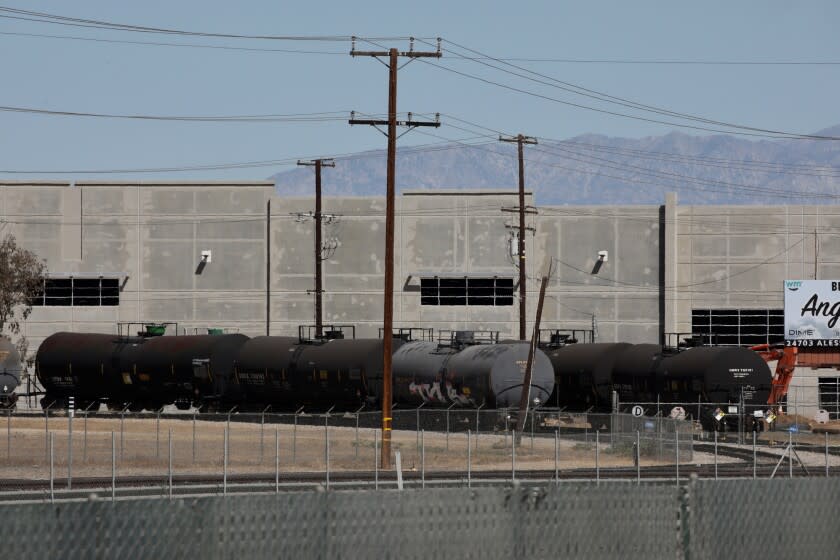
<box><xmin>749</xmin><ymin>344</ymin><xmax>797</xmax><ymax>405</ymax></box>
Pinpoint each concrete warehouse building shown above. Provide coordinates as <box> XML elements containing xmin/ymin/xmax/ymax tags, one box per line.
<box><xmin>2</xmin><ymin>180</ymin><xmax>837</xmax><ymax>417</ymax></box>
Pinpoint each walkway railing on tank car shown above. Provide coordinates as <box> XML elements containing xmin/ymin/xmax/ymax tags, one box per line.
<box><xmin>437</xmin><ymin>330</ymin><xmax>500</xmax><ymax>346</ymax></box>
<box><xmin>378</xmin><ymin>327</ymin><xmax>435</xmax><ymax>342</ymax></box>
<box><xmin>117</xmin><ymin>322</ymin><xmax>179</xmax><ymax>338</ymax></box>
<box><xmin>537</xmin><ymin>328</ymin><xmax>594</xmax><ymax>347</ymax></box>
<box><xmin>297</xmin><ymin>324</ymin><xmax>355</xmax><ymax>342</ymax></box>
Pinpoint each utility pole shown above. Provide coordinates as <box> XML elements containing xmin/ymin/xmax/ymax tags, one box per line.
<box><xmin>266</xmin><ymin>199</ymin><xmax>271</xmax><ymax>336</ymax></box>
<box><xmin>500</xmin><ymin>134</ymin><xmax>538</xmax><ymax>340</ymax></box>
<box><xmin>298</xmin><ymin>158</ymin><xmax>336</xmax><ymax>338</ymax></box>
<box><xmin>349</xmin><ymin>37</ymin><xmax>441</xmax><ymax>469</ymax></box>
<box><xmin>515</xmin><ymin>260</ymin><xmax>551</xmax><ymax>442</ymax></box>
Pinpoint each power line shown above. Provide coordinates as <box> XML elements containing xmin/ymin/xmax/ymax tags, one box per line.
<box><xmin>415</xmin><ymin>42</ymin><xmax>840</xmax><ymax>142</ymax></box>
<box><xmin>435</xmin><ymin>39</ymin><xmax>840</xmax><ymax>142</ymax></box>
<box><xmin>0</xmin><ymin>105</ymin><xmax>354</xmax><ymax>122</ymax></box>
<box><xmin>440</xmin><ymin>113</ymin><xmax>840</xmax><ymax>175</ymax></box>
<box><xmin>445</xmin><ymin>56</ymin><xmax>840</xmax><ymax>66</ymax></box>
<box><xmin>0</xmin><ymin>30</ymin><xmax>347</xmax><ymax>54</ymax></box>
<box><xmin>420</xmin><ymin>125</ymin><xmax>840</xmax><ymax>202</ymax></box>
<box><xmin>0</xmin><ymin>6</ymin><xmax>412</xmax><ymax>42</ymax></box>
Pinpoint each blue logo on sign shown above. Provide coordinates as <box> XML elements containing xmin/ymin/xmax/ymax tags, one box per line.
<box><xmin>786</xmin><ymin>281</ymin><xmax>802</xmax><ymax>291</ymax></box>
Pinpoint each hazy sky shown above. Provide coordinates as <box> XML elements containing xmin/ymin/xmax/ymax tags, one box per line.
<box><xmin>1</xmin><ymin>1</ymin><xmax>838</xmax><ymax>180</ymax></box>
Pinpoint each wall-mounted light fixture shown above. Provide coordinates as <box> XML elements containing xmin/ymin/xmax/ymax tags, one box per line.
<box><xmin>591</xmin><ymin>250</ymin><xmax>608</xmax><ymax>275</ymax></box>
<box><xmin>196</xmin><ymin>250</ymin><xmax>212</xmax><ymax>275</ymax></box>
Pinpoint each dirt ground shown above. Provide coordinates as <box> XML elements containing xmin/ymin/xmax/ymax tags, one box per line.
<box><xmin>2</xmin><ymin>414</ymin><xmax>838</xmax><ymax>481</ymax></box>
<box><xmin>0</xmin><ymin>415</ymin><xmax>692</xmax><ymax>480</ymax></box>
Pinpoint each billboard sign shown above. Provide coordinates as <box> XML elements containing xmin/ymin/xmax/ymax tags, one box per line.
<box><xmin>784</xmin><ymin>280</ymin><xmax>840</xmax><ymax>346</ymax></box>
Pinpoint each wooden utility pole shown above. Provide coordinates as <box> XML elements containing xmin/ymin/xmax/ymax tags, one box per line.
<box><xmin>349</xmin><ymin>37</ymin><xmax>441</xmax><ymax>469</ymax></box>
<box><xmin>298</xmin><ymin>158</ymin><xmax>335</xmax><ymax>338</ymax></box>
<box><xmin>266</xmin><ymin>199</ymin><xmax>271</xmax><ymax>336</ymax></box>
<box><xmin>515</xmin><ymin>260</ymin><xmax>552</xmax><ymax>441</ymax></box>
<box><xmin>499</xmin><ymin>134</ymin><xmax>537</xmax><ymax>340</ymax></box>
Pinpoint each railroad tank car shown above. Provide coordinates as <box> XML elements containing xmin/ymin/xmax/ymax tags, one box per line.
<box><xmin>392</xmin><ymin>340</ymin><xmax>555</xmax><ymax>408</ymax></box>
<box><xmin>544</xmin><ymin>342</ymin><xmax>633</xmax><ymax>409</ymax></box>
<box><xmin>233</xmin><ymin>336</ymin><xmax>391</xmax><ymax>411</ymax></box>
<box><xmin>656</xmin><ymin>346</ymin><xmax>772</xmax><ymax>408</ymax></box>
<box><xmin>544</xmin><ymin>342</ymin><xmax>772</xmax><ymax>418</ymax></box>
<box><xmin>609</xmin><ymin>343</ymin><xmax>665</xmax><ymax>404</ymax></box>
<box><xmin>36</xmin><ymin>332</ymin><xmax>248</xmax><ymax>411</ymax></box>
<box><xmin>0</xmin><ymin>337</ymin><xmax>22</xmax><ymax>409</ymax></box>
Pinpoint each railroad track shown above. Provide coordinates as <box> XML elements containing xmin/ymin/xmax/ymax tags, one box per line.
<box><xmin>0</xmin><ymin>442</ymin><xmax>824</xmax><ymax>502</ymax></box>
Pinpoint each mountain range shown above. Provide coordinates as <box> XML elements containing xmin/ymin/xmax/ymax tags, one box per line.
<box><xmin>272</xmin><ymin>125</ymin><xmax>840</xmax><ymax>205</ymax></box>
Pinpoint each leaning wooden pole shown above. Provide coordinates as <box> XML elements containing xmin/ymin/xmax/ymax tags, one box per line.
<box><xmin>515</xmin><ymin>261</ymin><xmax>552</xmax><ymax>442</ymax></box>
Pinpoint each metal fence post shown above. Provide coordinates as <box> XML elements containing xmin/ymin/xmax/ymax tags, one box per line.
<box><xmin>375</xmin><ymin>429</ymin><xmax>379</xmax><ymax>490</ymax></box>
<box><xmin>530</xmin><ymin>409</ymin><xmax>535</xmax><ymax>451</ymax></box>
<box><xmin>120</xmin><ymin>409</ymin><xmax>125</xmax><ymax>462</ymax></box>
<box><xmin>355</xmin><ymin>405</ymin><xmax>364</xmax><ymax>460</ymax></box>
<box><xmin>325</xmin><ymin>411</ymin><xmax>330</xmax><ymax>491</ymax></box>
<box><xmin>44</xmin><ymin>407</ymin><xmax>49</xmax><ymax>462</ymax></box>
<box><xmin>675</xmin><ymin>425</ymin><xmax>679</xmax><ymax>486</ymax></box>
<box><xmin>416</xmin><ymin>403</ymin><xmax>424</xmax><ymax>454</ymax></box>
<box><xmin>636</xmin><ymin>430</ymin><xmax>641</xmax><ymax>485</ymax></box>
<box><xmin>82</xmin><ymin>411</ymin><xmax>88</xmax><ymax>463</ymax></box>
<box><xmin>467</xmin><ymin>429</ymin><xmax>471</xmax><ymax>489</ymax></box>
<box><xmin>168</xmin><ymin>428</ymin><xmax>173</xmax><ymax>500</ymax></box>
<box><xmin>49</xmin><ymin>432</ymin><xmax>54</xmax><ymax>504</ymax></box>
<box><xmin>156</xmin><ymin>409</ymin><xmax>161</xmax><ymax>459</ymax></box>
<box><xmin>192</xmin><ymin>410</ymin><xmax>197</xmax><ymax>464</ymax></box>
<box><xmin>511</xmin><ymin>427</ymin><xmax>516</xmax><ymax>483</ymax></box>
<box><xmin>475</xmin><ymin>403</ymin><xmax>483</xmax><ymax>452</ymax></box>
<box><xmin>714</xmin><ymin>429</ymin><xmax>718</xmax><ymax>480</ymax></box>
<box><xmin>596</xmin><ymin>429</ymin><xmax>600</xmax><ymax>486</ymax></box>
<box><xmin>223</xmin><ymin>426</ymin><xmax>228</xmax><ymax>495</ymax></box>
<box><xmin>67</xmin><ymin>410</ymin><xmax>73</xmax><ymax>490</ymax></box>
<box><xmin>554</xmin><ymin>429</ymin><xmax>559</xmax><ymax>485</ymax></box>
<box><xmin>446</xmin><ymin>402</ymin><xmax>455</xmax><ymax>451</ymax></box>
<box><xmin>6</xmin><ymin>409</ymin><xmax>10</xmax><ymax>460</ymax></box>
<box><xmin>260</xmin><ymin>405</ymin><xmax>270</xmax><ymax>464</ymax></box>
<box><xmin>826</xmin><ymin>431</ymin><xmax>830</xmax><ymax>478</ymax></box>
<box><xmin>789</xmin><ymin>429</ymin><xmax>793</xmax><ymax>479</ymax></box>
<box><xmin>752</xmin><ymin>430</ymin><xmax>757</xmax><ymax>479</ymax></box>
<box><xmin>111</xmin><ymin>431</ymin><xmax>116</xmax><ymax>502</ymax></box>
<box><xmin>293</xmin><ymin>408</ymin><xmax>302</xmax><ymax>465</ymax></box>
<box><xmin>420</xmin><ymin>429</ymin><xmax>424</xmax><ymax>489</ymax></box>
<box><xmin>275</xmin><ymin>428</ymin><xmax>280</xmax><ymax>494</ymax></box>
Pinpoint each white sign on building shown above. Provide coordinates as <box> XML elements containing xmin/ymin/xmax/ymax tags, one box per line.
<box><xmin>784</xmin><ymin>279</ymin><xmax>840</xmax><ymax>346</ymax></box>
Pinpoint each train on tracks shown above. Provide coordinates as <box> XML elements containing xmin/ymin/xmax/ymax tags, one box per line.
<box><xmin>35</xmin><ymin>327</ymin><xmax>554</xmax><ymax>413</ymax></box>
<box><xmin>32</xmin><ymin>326</ymin><xmax>773</xmax><ymax>424</ymax></box>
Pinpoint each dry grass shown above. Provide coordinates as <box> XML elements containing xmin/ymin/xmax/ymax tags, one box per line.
<box><xmin>0</xmin><ymin>415</ymin><xmax>687</xmax><ymax>480</ymax></box>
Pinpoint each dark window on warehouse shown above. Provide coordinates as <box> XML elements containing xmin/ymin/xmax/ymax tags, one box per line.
<box><xmin>691</xmin><ymin>308</ymin><xmax>783</xmax><ymax>346</ymax></box>
<box><xmin>30</xmin><ymin>277</ymin><xmax>120</xmax><ymax>307</ymax></box>
<box><xmin>420</xmin><ymin>277</ymin><xmax>514</xmax><ymax>306</ymax></box>
<box><xmin>819</xmin><ymin>378</ymin><xmax>840</xmax><ymax>421</ymax></box>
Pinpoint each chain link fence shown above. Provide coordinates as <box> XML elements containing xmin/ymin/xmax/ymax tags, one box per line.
<box><xmin>3</xmin><ymin>478</ymin><xmax>840</xmax><ymax>559</ymax></box>
<box><xmin>0</xmin><ymin>409</ymin><xmax>705</xmax><ymax>487</ymax></box>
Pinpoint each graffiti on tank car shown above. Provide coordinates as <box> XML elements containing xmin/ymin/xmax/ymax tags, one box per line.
<box><xmin>409</xmin><ymin>381</ymin><xmax>474</xmax><ymax>405</ymax></box>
